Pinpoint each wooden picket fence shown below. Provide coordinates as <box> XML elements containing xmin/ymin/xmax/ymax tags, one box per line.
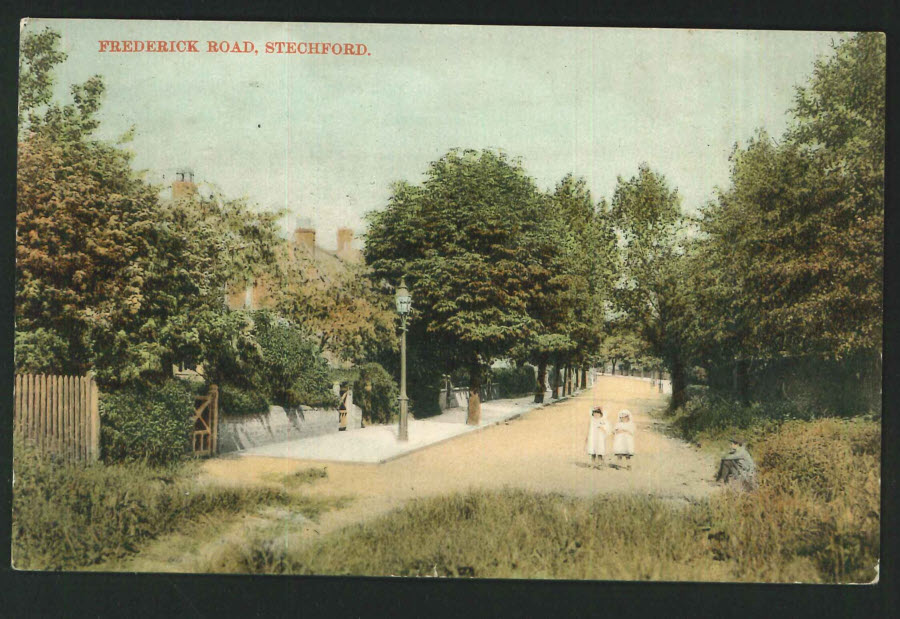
<box><xmin>13</xmin><ymin>373</ymin><xmax>101</xmax><ymax>462</ymax></box>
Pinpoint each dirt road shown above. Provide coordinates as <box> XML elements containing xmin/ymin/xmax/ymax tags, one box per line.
<box><xmin>119</xmin><ymin>375</ymin><xmax>720</xmax><ymax>572</ymax></box>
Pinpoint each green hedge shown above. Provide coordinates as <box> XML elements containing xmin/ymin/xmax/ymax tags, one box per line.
<box><xmin>492</xmin><ymin>364</ymin><xmax>536</xmax><ymax>398</ymax></box>
<box><xmin>99</xmin><ymin>379</ymin><xmax>195</xmax><ymax>465</ymax></box>
<box><xmin>219</xmin><ymin>383</ymin><xmax>270</xmax><ymax>417</ymax></box>
<box><xmin>353</xmin><ymin>362</ymin><xmax>398</xmax><ymax>424</ymax></box>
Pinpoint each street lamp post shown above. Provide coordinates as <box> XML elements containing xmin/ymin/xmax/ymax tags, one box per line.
<box><xmin>395</xmin><ymin>278</ymin><xmax>412</xmax><ymax>441</ymax></box>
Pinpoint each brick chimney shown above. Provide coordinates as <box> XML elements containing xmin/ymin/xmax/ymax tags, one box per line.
<box><xmin>172</xmin><ymin>168</ymin><xmax>197</xmax><ymax>200</ymax></box>
<box><xmin>337</xmin><ymin>228</ymin><xmax>353</xmax><ymax>254</ymax></box>
<box><xmin>294</xmin><ymin>227</ymin><xmax>316</xmax><ymax>251</ymax></box>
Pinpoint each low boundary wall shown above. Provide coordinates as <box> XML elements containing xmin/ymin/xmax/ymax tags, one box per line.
<box><xmin>217</xmin><ymin>401</ymin><xmax>362</xmax><ymax>454</ymax></box>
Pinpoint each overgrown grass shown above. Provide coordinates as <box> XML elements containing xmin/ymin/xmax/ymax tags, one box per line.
<box><xmin>206</xmin><ymin>419</ymin><xmax>879</xmax><ymax>582</ymax></box>
<box><xmin>11</xmin><ymin>438</ymin><xmax>335</xmax><ymax>571</ymax></box>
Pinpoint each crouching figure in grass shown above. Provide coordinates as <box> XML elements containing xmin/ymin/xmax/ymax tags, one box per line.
<box><xmin>613</xmin><ymin>409</ymin><xmax>635</xmax><ymax>470</ymax></box>
<box><xmin>716</xmin><ymin>438</ymin><xmax>757</xmax><ymax>490</ymax></box>
<box><xmin>586</xmin><ymin>406</ymin><xmax>609</xmax><ymax>469</ymax></box>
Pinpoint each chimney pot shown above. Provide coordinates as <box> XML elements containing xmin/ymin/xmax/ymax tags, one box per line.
<box><xmin>294</xmin><ymin>227</ymin><xmax>316</xmax><ymax>250</ymax></box>
<box><xmin>337</xmin><ymin>228</ymin><xmax>353</xmax><ymax>253</ymax></box>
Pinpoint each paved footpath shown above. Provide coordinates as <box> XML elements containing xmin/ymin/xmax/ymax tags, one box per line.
<box><xmin>237</xmin><ymin>391</ymin><xmax>555</xmax><ymax>463</ymax></box>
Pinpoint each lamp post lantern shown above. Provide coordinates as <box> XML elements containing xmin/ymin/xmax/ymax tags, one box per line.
<box><xmin>395</xmin><ymin>278</ymin><xmax>412</xmax><ymax>441</ymax></box>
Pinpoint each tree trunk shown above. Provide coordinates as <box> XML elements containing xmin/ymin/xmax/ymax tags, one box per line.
<box><xmin>534</xmin><ymin>356</ymin><xmax>548</xmax><ymax>403</ymax></box>
<box><xmin>580</xmin><ymin>366</ymin><xmax>587</xmax><ymax>390</ymax></box>
<box><xmin>467</xmin><ymin>365</ymin><xmax>482</xmax><ymax>425</ymax></box>
<box><xmin>551</xmin><ymin>363</ymin><xmax>560</xmax><ymax>399</ymax></box>
<box><xmin>670</xmin><ymin>356</ymin><xmax>688</xmax><ymax>411</ymax></box>
<box><xmin>611</xmin><ymin>360</ymin><xmax>617</xmax><ymax>375</ymax></box>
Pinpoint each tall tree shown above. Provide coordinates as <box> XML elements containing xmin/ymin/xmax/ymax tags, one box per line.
<box><xmin>610</xmin><ymin>165</ymin><xmax>692</xmax><ymax>409</ymax></box>
<box><xmin>365</xmin><ymin>149</ymin><xmax>544</xmax><ymax>423</ymax></box>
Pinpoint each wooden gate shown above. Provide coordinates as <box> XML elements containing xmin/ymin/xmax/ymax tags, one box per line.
<box><xmin>192</xmin><ymin>384</ymin><xmax>219</xmax><ymax>456</ymax></box>
<box><xmin>13</xmin><ymin>373</ymin><xmax>101</xmax><ymax>462</ymax></box>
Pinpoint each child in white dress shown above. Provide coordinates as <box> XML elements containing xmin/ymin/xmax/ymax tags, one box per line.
<box><xmin>586</xmin><ymin>406</ymin><xmax>609</xmax><ymax>469</ymax></box>
<box><xmin>613</xmin><ymin>409</ymin><xmax>635</xmax><ymax>470</ymax></box>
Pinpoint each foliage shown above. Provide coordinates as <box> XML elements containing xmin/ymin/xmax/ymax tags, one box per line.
<box><xmin>272</xmin><ymin>250</ymin><xmax>398</xmax><ymax>364</ymax></box>
<box><xmin>219</xmin><ymin>383</ymin><xmax>270</xmax><ymax>417</ymax></box>
<box><xmin>514</xmin><ymin>175</ymin><xmax>618</xmax><ymax>399</ymax></box>
<box><xmin>706</xmin><ymin>419</ymin><xmax>880</xmax><ymax>583</ymax></box>
<box><xmin>252</xmin><ymin>311</ymin><xmax>337</xmax><ymax>409</ymax></box>
<box><xmin>216</xmin><ymin>419</ymin><xmax>878</xmax><ymax>583</ymax></box>
<box><xmin>352</xmin><ymin>362</ymin><xmax>399</xmax><ymax>424</ymax></box>
<box><xmin>597</xmin><ymin>326</ymin><xmax>648</xmax><ymax>372</ymax></box>
<box><xmin>11</xmin><ymin>438</ymin><xmax>330</xmax><ymax>570</ymax></box>
<box><xmin>99</xmin><ymin>379</ymin><xmax>195</xmax><ymax>465</ymax></box>
<box><xmin>14</xmin><ymin>328</ymin><xmax>70</xmax><ymax>374</ymax></box>
<box><xmin>685</xmin><ymin>33</ymin><xmax>884</xmax><ymax>409</ymax></box>
<box><xmin>671</xmin><ymin>391</ymin><xmax>810</xmax><ymax>445</ymax></box>
<box><xmin>492</xmin><ymin>364</ymin><xmax>536</xmax><ymax>398</ymax></box>
<box><xmin>610</xmin><ymin>165</ymin><xmax>693</xmax><ymax>408</ymax></box>
<box><xmin>17</xmin><ymin>27</ymin><xmax>67</xmax><ymax>130</ymax></box>
<box><xmin>364</xmin><ymin>149</ymin><xmax>547</xmax><ymax>412</ymax></box>
<box><xmin>16</xmin><ymin>27</ymin><xmax>285</xmax><ymax>388</ymax></box>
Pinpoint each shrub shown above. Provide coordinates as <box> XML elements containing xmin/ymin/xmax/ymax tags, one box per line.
<box><xmin>253</xmin><ymin>311</ymin><xmax>336</xmax><ymax>408</ymax></box>
<box><xmin>672</xmin><ymin>390</ymin><xmax>815</xmax><ymax>445</ymax></box>
<box><xmin>14</xmin><ymin>328</ymin><xmax>72</xmax><ymax>374</ymax></box>
<box><xmin>287</xmin><ymin>378</ymin><xmax>340</xmax><ymax>409</ymax></box>
<box><xmin>219</xmin><ymin>383</ymin><xmax>270</xmax><ymax>417</ymax></box>
<box><xmin>99</xmin><ymin>379</ymin><xmax>195</xmax><ymax>465</ymax></box>
<box><xmin>492</xmin><ymin>364</ymin><xmax>536</xmax><ymax>398</ymax></box>
<box><xmin>11</xmin><ymin>437</ymin><xmax>328</xmax><ymax>571</ymax></box>
<box><xmin>353</xmin><ymin>362</ymin><xmax>399</xmax><ymax>424</ymax></box>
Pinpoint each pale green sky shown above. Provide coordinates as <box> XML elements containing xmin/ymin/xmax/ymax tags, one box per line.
<box><xmin>23</xmin><ymin>19</ymin><xmax>844</xmax><ymax>249</ymax></box>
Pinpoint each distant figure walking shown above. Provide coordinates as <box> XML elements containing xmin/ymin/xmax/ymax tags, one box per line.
<box><xmin>613</xmin><ymin>410</ymin><xmax>635</xmax><ymax>470</ymax></box>
<box><xmin>586</xmin><ymin>406</ymin><xmax>610</xmax><ymax>469</ymax></box>
<box><xmin>716</xmin><ymin>438</ymin><xmax>757</xmax><ymax>490</ymax></box>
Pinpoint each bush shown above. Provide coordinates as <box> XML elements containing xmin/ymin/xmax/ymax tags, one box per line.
<box><xmin>353</xmin><ymin>362</ymin><xmax>399</xmax><ymax>424</ymax></box>
<box><xmin>253</xmin><ymin>311</ymin><xmax>336</xmax><ymax>408</ymax></box>
<box><xmin>672</xmin><ymin>390</ymin><xmax>815</xmax><ymax>445</ymax></box>
<box><xmin>11</xmin><ymin>437</ymin><xmax>328</xmax><ymax>570</ymax></box>
<box><xmin>14</xmin><ymin>328</ymin><xmax>72</xmax><ymax>374</ymax></box>
<box><xmin>492</xmin><ymin>364</ymin><xmax>536</xmax><ymax>398</ymax></box>
<box><xmin>288</xmin><ymin>378</ymin><xmax>340</xmax><ymax>409</ymax></box>
<box><xmin>218</xmin><ymin>383</ymin><xmax>270</xmax><ymax>417</ymax></box>
<box><xmin>100</xmin><ymin>379</ymin><xmax>195</xmax><ymax>465</ymax></box>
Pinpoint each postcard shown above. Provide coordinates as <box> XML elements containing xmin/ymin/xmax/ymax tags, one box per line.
<box><xmin>13</xmin><ymin>19</ymin><xmax>882</xmax><ymax>582</ymax></box>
